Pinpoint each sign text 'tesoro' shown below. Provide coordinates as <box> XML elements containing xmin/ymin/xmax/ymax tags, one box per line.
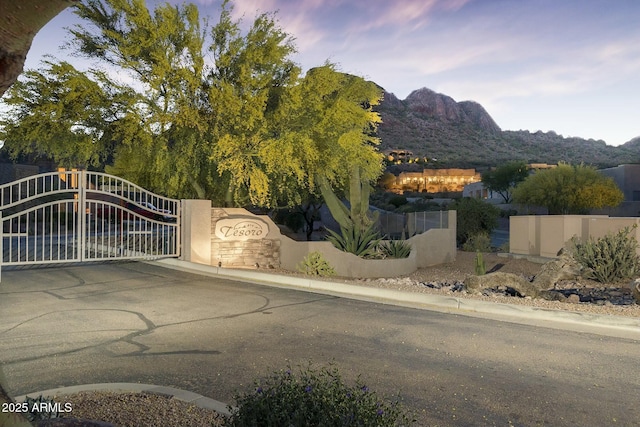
<box><xmin>214</xmin><ymin>217</ymin><xmax>269</xmax><ymax>241</ymax></box>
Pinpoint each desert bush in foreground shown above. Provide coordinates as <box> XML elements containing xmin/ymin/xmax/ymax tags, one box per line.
<box><xmin>229</xmin><ymin>364</ymin><xmax>414</xmax><ymax>426</ymax></box>
<box><xmin>568</xmin><ymin>226</ymin><xmax>640</xmax><ymax>283</ymax></box>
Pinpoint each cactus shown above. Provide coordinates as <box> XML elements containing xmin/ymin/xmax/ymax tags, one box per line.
<box><xmin>318</xmin><ymin>167</ymin><xmax>376</xmax><ymax>231</ymax></box>
<box><xmin>568</xmin><ymin>226</ymin><xmax>640</xmax><ymax>283</ymax></box>
<box><xmin>319</xmin><ymin>167</ymin><xmax>383</xmax><ymax>258</ymax></box>
<box><xmin>474</xmin><ymin>250</ymin><xmax>486</xmax><ymax>276</ymax></box>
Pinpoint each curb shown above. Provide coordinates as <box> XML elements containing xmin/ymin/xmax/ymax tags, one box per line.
<box><xmin>153</xmin><ymin>258</ymin><xmax>640</xmax><ymax>339</ymax></box>
<box><xmin>15</xmin><ymin>383</ymin><xmax>233</xmax><ymax>417</ymax></box>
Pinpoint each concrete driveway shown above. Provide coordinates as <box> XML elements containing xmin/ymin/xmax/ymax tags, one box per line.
<box><xmin>1</xmin><ymin>261</ymin><xmax>639</xmax><ymax>426</ymax></box>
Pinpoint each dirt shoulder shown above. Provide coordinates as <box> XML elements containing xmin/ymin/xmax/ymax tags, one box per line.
<box><xmin>274</xmin><ymin>251</ymin><xmax>640</xmax><ymax>318</ymax></box>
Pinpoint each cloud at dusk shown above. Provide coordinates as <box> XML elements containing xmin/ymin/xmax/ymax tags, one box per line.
<box><xmin>20</xmin><ymin>0</ymin><xmax>640</xmax><ymax>145</ymax></box>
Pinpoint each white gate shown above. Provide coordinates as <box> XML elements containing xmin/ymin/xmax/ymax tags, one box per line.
<box><xmin>1</xmin><ymin>170</ymin><xmax>180</xmax><ymax>267</ymax></box>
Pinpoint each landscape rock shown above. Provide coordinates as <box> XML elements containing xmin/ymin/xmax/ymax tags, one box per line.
<box><xmin>629</xmin><ymin>278</ymin><xmax>640</xmax><ymax>304</ymax></box>
<box><xmin>38</xmin><ymin>419</ymin><xmax>115</xmax><ymax>426</ymax></box>
<box><xmin>531</xmin><ymin>250</ymin><xmax>582</xmax><ymax>289</ymax></box>
<box><xmin>566</xmin><ymin>294</ymin><xmax>581</xmax><ymax>304</ymax></box>
<box><xmin>464</xmin><ymin>272</ymin><xmax>541</xmax><ymax>298</ymax></box>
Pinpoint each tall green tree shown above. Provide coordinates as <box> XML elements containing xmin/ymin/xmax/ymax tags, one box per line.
<box><xmin>0</xmin><ymin>0</ymin><xmax>384</xmax><ymax>210</ymax></box>
<box><xmin>512</xmin><ymin>163</ymin><xmax>624</xmax><ymax>214</ymax></box>
<box><xmin>70</xmin><ymin>0</ymin><xmax>213</xmax><ymax>198</ymax></box>
<box><xmin>481</xmin><ymin>160</ymin><xmax>529</xmax><ymax>203</ymax></box>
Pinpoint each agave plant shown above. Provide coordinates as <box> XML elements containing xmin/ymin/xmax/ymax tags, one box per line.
<box><xmin>378</xmin><ymin>239</ymin><xmax>412</xmax><ymax>259</ymax></box>
<box><xmin>325</xmin><ymin>222</ymin><xmax>383</xmax><ymax>258</ymax></box>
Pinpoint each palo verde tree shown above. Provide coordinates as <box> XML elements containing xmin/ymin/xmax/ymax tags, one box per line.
<box><xmin>512</xmin><ymin>163</ymin><xmax>624</xmax><ymax>214</ymax></box>
<box><xmin>0</xmin><ymin>0</ymin><xmax>383</xmax><ymax>210</ymax></box>
<box><xmin>1</xmin><ymin>0</ymin><xmax>213</xmax><ymax>198</ymax></box>
<box><xmin>481</xmin><ymin>160</ymin><xmax>529</xmax><ymax>203</ymax></box>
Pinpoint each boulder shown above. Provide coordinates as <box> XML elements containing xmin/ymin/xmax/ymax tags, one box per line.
<box><xmin>464</xmin><ymin>272</ymin><xmax>541</xmax><ymax>298</ymax></box>
<box><xmin>464</xmin><ymin>251</ymin><xmax>583</xmax><ymax>299</ymax></box>
<box><xmin>629</xmin><ymin>278</ymin><xmax>640</xmax><ymax>304</ymax></box>
<box><xmin>531</xmin><ymin>250</ymin><xmax>582</xmax><ymax>289</ymax></box>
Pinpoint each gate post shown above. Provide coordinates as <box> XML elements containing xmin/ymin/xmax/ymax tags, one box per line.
<box><xmin>181</xmin><ymin>200</ymin><xmax>212</xmax><ymax>265</ymax></box>
<box><xmin>79</xmin><ymin>170</ymin><xmax>87</xmax><ymax>261</ymax></box>
<box><xmin>0</xmin><ymin>210</ymin><xmax>2</xmax><ymax>282</ymax></box>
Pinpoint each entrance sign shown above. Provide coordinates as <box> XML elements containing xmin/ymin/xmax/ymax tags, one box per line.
<box><xmin>214</xmin><ymin>217</ymin><xmax>269</xmax><ymax>241</ymax></box>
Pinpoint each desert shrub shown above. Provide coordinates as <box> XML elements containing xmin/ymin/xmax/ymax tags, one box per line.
<box><xmin>326</xmin><ymin>223</ymin><xmax>383</xmax><ymax>259</ymax></box>
<box><xmin>395</xmin><ymin>201</ymin><xmax>441</xmax><ymax>213</ymax></box>
<box><xmin>273</xmin><ymin>209</ymin><xmax>305</xmax><ymax>233</ymax></box>
<box><xmin>461</xmin><ymin>232</ymin><xmax>492</xmax><ymax>252</ymax></box>
<box><xmin>378</xmin><ymin>240</ymin><xmax>412</xmax><ymax>259</ymax></box>
<box><xmin>388</xmin><ymin>195</ymin><xmax>408</xmax><ymax>208</ymax></box>
<box><xmin>568</xmin><ymin>226</ymin><xmax>640</xmax><ymax>283</ymax></box>
<box><xmin>452</xmin><ymin>198</ymin><xmax>500</xmax><ymax>246</ymax></box>
<box><xmin>228</xmin><ymin>363</ymin><xmax>414</xmax><ymax>427</ymax></box>
<box><xmin>297</xmin><ymin>251</ymin><xmax>336</xmax><ymax>276</ymax></box>
<box><xmin>499</xmin><ymin>208</ymin><xmax>518</xmax><ymax>218</ymax></box>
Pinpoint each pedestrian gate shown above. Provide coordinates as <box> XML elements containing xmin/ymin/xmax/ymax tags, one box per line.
<box><xmin>1</xmin><ymin>171</ymin><xmax>180</xmax><ymax>268</ymax></box>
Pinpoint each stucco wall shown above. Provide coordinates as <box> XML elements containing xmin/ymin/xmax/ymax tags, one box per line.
<box><xmin>510</xmin><ymin>215</ymin><xmax>640</xmax><ymax>258</ymax></box>
<box><xmin>279</xmin><ymin>210</ymin><xmax>457</xmax><ymax>278</ymax></box>
<box><xmin>201</xmin><ymin>208</ymin><xmax>457</xmax><ymax>278</ymax></box>
<box><xmin>181</xmin><ymin>199</ymin><xmax>212</xmax><ymax>265</ymax></box>
<box><xmin>279</xmin><ymin>239</ymin><xmax>417</xmax><ymax>278</ymax></box>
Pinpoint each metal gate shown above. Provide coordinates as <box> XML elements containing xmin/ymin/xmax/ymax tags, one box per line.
<box><xmin>1</xmin><ymin>170</ymin><xmax>180</xmax><ymax>267</ymax></box>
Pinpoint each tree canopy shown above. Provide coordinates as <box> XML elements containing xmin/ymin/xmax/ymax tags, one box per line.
<box><xmin>481</xmin><ymin>160</ymin><xmax>529</xmax><ymax>203</ymax></box>
<box><xmin>512</xmin><ymin>163</ymin><xmax>624</xmax><ymax>214</ymax></box>
<box><xmin>0</xmin><ymin>0</ymin><xmax>383</xmax><ymax>208</ymax></box>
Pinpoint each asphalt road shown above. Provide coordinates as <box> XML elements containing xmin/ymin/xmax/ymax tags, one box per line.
<box><xmin>1</xmin><ymin>262</ymin><xmax>638</xmax><ymax>426</ymax></box>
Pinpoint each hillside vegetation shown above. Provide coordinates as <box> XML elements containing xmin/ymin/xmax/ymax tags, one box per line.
<box><xmin>376</xmin><ymin>88</ymin><xmax>639</xmax><ymax>169</ymax></box>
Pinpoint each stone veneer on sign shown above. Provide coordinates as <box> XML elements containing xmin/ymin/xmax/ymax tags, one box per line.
<box><xmin>211</xmin><ymin>208</ymin><xmax>280</xmax><ymax>268</ymax></box>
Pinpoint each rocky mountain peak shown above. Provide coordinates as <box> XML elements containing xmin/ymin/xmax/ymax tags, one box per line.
<box><xmin>387</xmin><ymin>87</ymin><xmax>501</xmax><ymax>134</ymax></box>
<box><xmin>375</xmin><ymin>86</ymin><xmax>638</xmax><ymax>168</ymax></box>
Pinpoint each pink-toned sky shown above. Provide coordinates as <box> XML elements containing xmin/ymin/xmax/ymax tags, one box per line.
<box><xmin>19</xmin><ymin>0</ymin><xmax>640</xmax><ymax>146</ymax></box>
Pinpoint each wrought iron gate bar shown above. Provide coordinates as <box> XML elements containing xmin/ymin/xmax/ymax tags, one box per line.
<box><xmin>1</xmin><ymin>171</ymin><xmax>181</xmax><ymax>267</ymax></box>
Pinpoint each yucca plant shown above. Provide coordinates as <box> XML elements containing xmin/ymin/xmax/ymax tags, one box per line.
<box><xmin>326</xmin><ymin>222</ymin><xmax>383</xmax><ymax>259</ymax></box>
<box><xmin>378</xmin><ymin>240</ymin><xmax>412</xmax><ymax>259</ymax></box>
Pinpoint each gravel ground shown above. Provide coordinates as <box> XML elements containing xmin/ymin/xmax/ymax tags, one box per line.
<box><xmin>34</xmin><ymin>251</ymin><xmax>639</xmax><ymax>426</ymax></box>
<box><xmin>43</xmin><ymin>391</ymin><xmax>227</xmax><ymax>426</ymax></box>
<box><xmin>349</xmin><ymin>251</ymin><xmax>640</xmax><ymax>318</ymax></box>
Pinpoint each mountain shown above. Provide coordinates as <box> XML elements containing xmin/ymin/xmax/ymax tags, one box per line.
<box><xmin>376</xmin><ymin>88</ymin><xmax>639</xmax><ymax>169</ymax></box>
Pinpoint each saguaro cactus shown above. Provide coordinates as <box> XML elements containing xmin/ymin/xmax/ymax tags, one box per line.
<box><xmin>475</xmin><ymin>250</ymin><xmax>486</xmax><ymax>276</ymax></box>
